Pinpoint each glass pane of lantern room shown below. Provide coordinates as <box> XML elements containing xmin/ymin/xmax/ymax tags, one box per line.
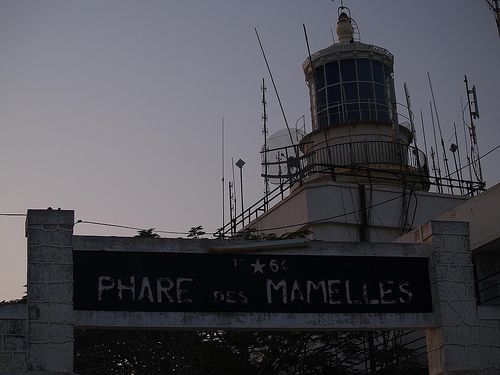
<box><xmin>314</xmin><ymin>66</ymin><xmax>325</xmax><ymax>90</ymax></box>
<box><xmin>316</xmin><ymin>89</ymin><xmax>327</xmax><ymax>111</ymax></box>
<box><xmin>340</xmin><ymin>59</ymin><xmax>356</xmax><ymax>82</ymax></box>
<box><xmin>372</xmin><ymin>60</ymin><xmax>385</xmax><ymax>84</ymax></box>
<box><xmin>356</xmin><ymin>59</ymin><xmax>372</xmax><ymax>81</ymax></box>
<box><xmin>327</xmin><ymin>85</ymin><xmax>341</xmax><ymax>105</ymax></box>
<box><xmin>342</xmin><ymin>83</ymin><xmax>358</xmax><ymax>101</ymax></box>
<box><xmin>325</xmin><ymin>61</ymin><xmax>339</xmax><ymax>85</ymax></box>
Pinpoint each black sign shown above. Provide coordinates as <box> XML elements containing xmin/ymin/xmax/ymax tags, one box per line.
<box><xmin>73</xmin><ymin>251</ymin><xmax>432</xmax><ymax>313</ymax></box>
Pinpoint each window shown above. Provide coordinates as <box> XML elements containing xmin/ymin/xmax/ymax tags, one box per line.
<box><xmin>356</xmin><ymin>59</ymin><xmax>372</xmax><ymax>81</ymax></box>
<box><xmin>325</xmin><ymin>61</ymin><xmax>339</xmax><ymax>85</ymax></box>
<box><xmin>340</xmin><ymin>59</ymin><xmax>356</xmax><ymax>82</ymax></box>
<box><xmin>314</xmin><ymin>66</ymin><xmax>325</xmax><ymax>90</ymax></box>
<box><xmin>313</xmin><ymin>57</ymin><xmax>392</xmax><ymax>128</ymax></box>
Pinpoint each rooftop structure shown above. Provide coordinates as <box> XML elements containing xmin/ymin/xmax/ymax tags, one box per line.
<box><xmin>220</xmin><ymin>4</ymin><xmax>486</xmax><ymax>238</ymax></box>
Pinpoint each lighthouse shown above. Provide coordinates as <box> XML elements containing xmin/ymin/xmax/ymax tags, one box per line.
<box><xmin>300</xmin><ymin>6</ymin><xmax>428</xmax><ymax>191</ymax></box>
<box><xmin>239</xmin><ymin>5</ymin><xmax>477</xmax><ymax>242</ymax></box>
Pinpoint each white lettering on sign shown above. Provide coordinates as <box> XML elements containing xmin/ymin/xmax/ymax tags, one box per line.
<box><xmin>97</xmin><ymin>276</ymin><xmax>194</xmax><ymax>304</ymax></box>
<box><xmin>306</xmin><ymin>280</ymin><xmax>327</xmax><ymax>304</ymax></box>
<box><xmin>157</xmin><ymin>278</ymin><xmax>175</xmax><ymax>303</ymax></box>
<box><xmin>176</xmin><ymin>278</ymin><xmax>193</xmax><ymax>304</ymax></box>
<box><xmin>398</xmin><ymin>281</ymin><xmax>413</xmax><ymax>303</ymax></box>
<box><xmin>266</xmin><ymin>279</ymin><xmax>287</xmax><ymax>303</ymax></box>
<box><xmin>139</xmin><ymin>277</ymin><xmax>154</xmax><ymax>302</ymax></box>
<box><xmin>213</xmin><ymin>290</ymin><xmax>248</xmax><ymax>304</ymax></box>
<box><xmin>266</xmin><ymin>279</ymin><xmax>414</xmax><ymax>305</ymax></box>
<box><xmin>98</xmin><ymin>276</ymin><xmax>114</xmax><ymax>301</ymax></box>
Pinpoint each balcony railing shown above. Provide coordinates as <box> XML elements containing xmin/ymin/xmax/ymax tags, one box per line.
<box><xmin>475</xmin><ymin>270</ymin><xmax>500</xmax><ymax>305</ymax></box>
<box><xmin>262</xmin><ymin>140</ymin><xmax>428</xmax><ymax>182</ymax></box>
<box><xmin>219</xmin><ymin>140</ymin><xmax>485</xmax><ymax>237</ymax></box>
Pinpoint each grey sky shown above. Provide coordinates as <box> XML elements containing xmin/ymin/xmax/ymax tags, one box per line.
<box><xmin>0</xmin><ymin>1</ymin><xmax>499</xmax><ymax>299</ymax></box>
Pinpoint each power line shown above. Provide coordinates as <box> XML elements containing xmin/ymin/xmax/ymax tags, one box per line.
<box><xmin>443</xmin><ymin>143</ymin><xmax>500</xmax><ymax>179</ymax></box>
<box><xmin>0</xmin><ymin>213</ymin><xmax>26</xmax><ymax>217</ymax></box>
<box><xmin>75</xmin><ymin>220</ymin><xmax>215</xmax><ymax>236</ymax></box>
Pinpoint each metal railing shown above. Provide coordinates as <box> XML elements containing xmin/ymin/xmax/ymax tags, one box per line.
<box><xmin>475</xmin><ymin>270</ymin><xmax>500</xmax><ymax>305</ymax></box>
<box><xmin>220</xmin><ymin>139</ymin><xmax>485</xmax><ymax>237</ymax></box>
<box><xmin>262</xmin><ymin>140</ymin><xmax>428</xmax><ymax>182</ymax></box>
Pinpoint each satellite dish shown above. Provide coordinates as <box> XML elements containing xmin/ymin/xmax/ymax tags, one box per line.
<box><xmin>261</xmin><ymin>128</ymin><xmax>306</xmax><ymax>184</ymax></box>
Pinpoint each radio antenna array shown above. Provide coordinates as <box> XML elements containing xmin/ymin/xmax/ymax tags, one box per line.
<box><xmin>464</xmin><ymin>75</ymin><xmax>484</xmax><ymax>187</ymax></box>
<box><xmin>262</xmin><ymin>78</ymin><xmax>270</xmax><ymax>211</ymax></box>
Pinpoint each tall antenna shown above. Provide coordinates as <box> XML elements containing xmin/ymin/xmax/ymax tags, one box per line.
<box><xmin>451</xmin><ymin>122</ymin><xmax>465</xmax><ymax>194</ymax></box>
<box><xmin>464</xmin><ymin>75</ymin><xmax>484</xmax><ymax>188</ymax></box>
<box><xmin>430</xmin><ymin>146</ymin><xmax>440</xmax><ymax>191</ymax></box>
<box><xmin>303</xmin><ymin>23</ymin><xmax>334</xmax><ymax>174</ymax></box>
<box><xmin>420</xmin><ymin>110</ymin><xmax>429</xmax><ymax>162</ymax></box>
<box><xmin>403</xmin><ymin>83</ymin><xmax>417</xmax><ymax>147</ymax></box>
<box><xmin>228</xmin><ymin>181</ymin><xmax>235</xmax><ymax>235</ymax></box>
<box><xmin>262</xmin><ymin>78</ymin><xmax>270</xmax><ymax>211</ymax></box>
<box><xmin>460</xmin><ymin>95</ymin><xmax>473</xmax><ymax>183</ymax></box>
<box><xmin>429</xmin><ymin>102</ymin><xmax>443</xmax><ymax>193</ymax></box>
<box><xmin>221</xmin><ymin>116</ymin><xmax>225</xmax><ymax>231</ymax></box>
<box><xmin>486</xmin><ymin>0</ymin><xmax>500</xmax><ymax>37</ymax></box>
<box><xmin>231</xmin><ymin>156</ymin><xmax>237</xmax><ymax>231</ymax></box>
<box><xmin>255</xmin><ymin>28</ymin><xmax>295</xmax><ymax>150</ymax></box>
<box><xmin>428</xmin><ymin>73</ymin><xmax>452</xmax><ymax>193</ymax></box>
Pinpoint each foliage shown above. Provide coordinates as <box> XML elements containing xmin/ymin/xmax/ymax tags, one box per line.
<box><xmin>187</xmin><ymin>226</ymin><xmax>206</xmax><ymax>239</ymax></box>
<box><xmin>233</xmin><ymin>227</ymin><xmax>312</xmax><ymax>240</ymax></box>
<box><xmin>74</xmin><ymin>329</ymin><xmax>426</xmax><ymax>374</ymax></box>
<box><xmin>135</xmin><ymin>228</ymin><xmax>160</xmax><ymax>238</ymax></box>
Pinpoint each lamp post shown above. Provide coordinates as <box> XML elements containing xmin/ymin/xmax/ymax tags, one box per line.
<box><xmin>235</xmin><ymin>158</ymin><xmax>245</xmax><ymax>226</ymax></box>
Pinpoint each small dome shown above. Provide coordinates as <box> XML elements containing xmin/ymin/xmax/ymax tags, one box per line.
<box><xmin>336</xmin><ymin>13</ymin><xmax>354</xmax><ymax>44</ymax></box>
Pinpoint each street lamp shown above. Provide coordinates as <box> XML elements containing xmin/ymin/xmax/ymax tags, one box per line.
<box><xmin>235</xmin><ymin>158</ymin><xmax>245</xmax><ymax>225</ymax></box>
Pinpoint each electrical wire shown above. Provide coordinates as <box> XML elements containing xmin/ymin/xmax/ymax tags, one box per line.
<box><xmin>4</xmin><ymin>143</ymin><xmax>499</xmax><ymax>238</ymax></box>
<box><xmin>443</xmin><ymin>143</ymin><xmax>500</xmax><ymax>179</ymax></box>
<box><xmin>75</xmin><ymin>220</ymin><xmax>215</xmax><ymax>236</ymax></box>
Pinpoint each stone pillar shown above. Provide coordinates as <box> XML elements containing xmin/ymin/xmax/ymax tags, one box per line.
<box><xmin>0</xmin><ymin>304</ymin><xmax>28</xmax><ymax>374</ymax></box>
<box><xmin>418</xmin><ymin>221</ymin><xmax>494</xmax><ymax>375</ymax></box>
<box><xmin>26</xmin><ymin>209</ymin><xmax>74</xmax><ymax>374</ymax></box>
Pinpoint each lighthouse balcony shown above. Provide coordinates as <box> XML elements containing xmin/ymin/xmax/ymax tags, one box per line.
<box><xmin>261</xmin><ymin>140</ymin><xmax>430</xmax><ymax>190</ymax></box>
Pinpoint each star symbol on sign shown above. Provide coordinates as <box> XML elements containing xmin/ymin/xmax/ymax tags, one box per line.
<box><xmin>250</xmin><ymin>259</ymin><xmax>266</xmax><ymax>274</ymax></box>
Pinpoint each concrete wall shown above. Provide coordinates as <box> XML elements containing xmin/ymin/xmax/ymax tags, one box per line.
<box><xmin>437</xmin><ymin>182</ymin><xmax>500</xmax><ymax>252</ymax></box>
<box><xmin>26</xmin><ymin>209</ymin><xmax>74</xmax><ymax>374</ymax></box>
<box><xmin>8</xmin><ymin>209</ymin><xmax>498</xmax><ymax>374</ymax></box>
<box><xmin>249</xmin><ymin>181</ymin><xmax>468</xmax><ymax>242</ymax></box>
<box><xmin>397</xmin><ymin>221</ymin><xmax>500</xmax><ymax>375</ymax></box>
<box><xmin>0</xmin><ymin>303</ymin><xmax>27</xmax><ymax>374</ymax></box>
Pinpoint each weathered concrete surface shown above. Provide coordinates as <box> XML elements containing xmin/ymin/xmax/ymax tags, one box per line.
<box><xmin>26</xmin><ymin>209</ymin><xmax>74</xmax><ymax>374</ymax></box>
<box><xmin>14</xmin><ymin>210</ymin><xmax>500</xmax><ymax>374</ymax></box>
<box><xmin>73</xmin><ymin>236</ymin><xmax>435</xmax><ymax>330</ymax></box>
<box><xmin>74</xmin><ymin>310</ymin><xmax>437</xmax><ymax>331</ymax></box>
<box><xmin>399</xmin><ymin>221</ymin><xmax>500</xmax><ymax>375</ymax></box>
<box><xmin>0</xmin><ymin>303</ymin><xmax>27</xmax><ymax>375</ymax></box>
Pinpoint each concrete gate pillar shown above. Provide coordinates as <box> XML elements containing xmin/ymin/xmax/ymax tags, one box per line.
<box><xmin>413</xmin><ymin>221</ymin><xmax>498</xmax><ymax>375</ymax></box>
<box><xmin>26</xmin><ymin>209</ymin><xmax>74</xmax><ymax>374</ymax></box>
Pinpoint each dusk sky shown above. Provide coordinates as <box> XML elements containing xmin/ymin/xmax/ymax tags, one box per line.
<box><xmin>1</xmin><ymin>1</ymin><xmax>499</xmax><ymax>300</ymax></box>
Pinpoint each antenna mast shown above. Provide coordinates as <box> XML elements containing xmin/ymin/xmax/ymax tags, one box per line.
<box><xmin>464</xmin><ymin>75</ymin><xmax>484</xmax><ymax>189</ymax></box>
<box><xmin>221</xmin><ymin>117</ymin><xmax>225</xmax><ymax>231</ymax></box>
<box><xmin>429</xmin><ymin>102</ymin><xmax>443</xmax><ymax>193</ymax></box>
<box><xmin>261</xmin><ymin>78</ymin><xmax>270</xmax><ymax>211</ymax></box>
<box><xmin>428</xmin><ymin>73</ymin><xmax>452</xmax><ymax>193</ymax></box>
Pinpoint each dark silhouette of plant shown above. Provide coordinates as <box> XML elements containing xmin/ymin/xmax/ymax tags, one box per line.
<box><xmin>135</xmin><ymin>228</ymin><xmax>160</xmax><ymax>238</ymax></box>
<box><xmin>187</xmin><ymin>226</ymin><xmax>206</xmax><ymax>239</ymax></box>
